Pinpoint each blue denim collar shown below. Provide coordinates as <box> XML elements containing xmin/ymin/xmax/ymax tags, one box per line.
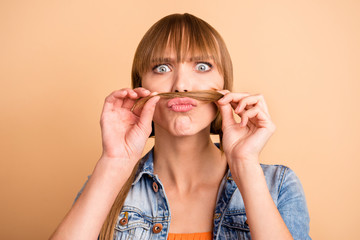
<box><xmin>132</xmin><ymin>149</ymin><xmax>156</xmax><ymax>186</ymax></box>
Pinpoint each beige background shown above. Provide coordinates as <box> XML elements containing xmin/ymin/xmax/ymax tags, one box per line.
<box><xmin>1</xmin><ymin>0</ymin><xmax>359</xmax><ymax>239</ymax></box>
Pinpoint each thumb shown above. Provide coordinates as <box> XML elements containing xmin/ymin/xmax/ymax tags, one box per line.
<box><xmin>217</xmin><ymin>102</ymin><xmax>236</xmax><ymax>129</ymax></box>
<box><xmin>138</xmin><ymin>96</ymin><xmax>160</xmax><ymax>132</ymax></box>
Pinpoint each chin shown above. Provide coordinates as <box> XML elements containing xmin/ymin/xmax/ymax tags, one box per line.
<box><xmin>171</xmin><ymin>127</ymin><xmax>199</xmax><ymax>137</ymax></box>
<box><xmin>155</xmin><ymin>121</ymin><xmax>212</xmax><ymax>138</ymax></box>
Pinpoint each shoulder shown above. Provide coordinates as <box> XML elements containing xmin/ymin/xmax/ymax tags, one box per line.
<box><xmin>259</xmin><ymin>164</ymin><xmax>292</xmax><ymax>200</ymax></box>
<box><xmin>250</xmin><ymin>164</ymin><xmax>305</xmax><ymax>205</ymax></box>
<box><xmin>260</xmin><ymin>164</ymin><xmax>305</xmax><ymax>197</ymax></box>
<box><xmin>259</xmin><ymin>165</ymin><xmax>311</xmax><ymax>239</ymax></box>
<box><xmin>260</xmin><ymin>164</ymin><xmax>288</xmax><ymax>189</ymax></box>
<box><xmin>226</xmin><ymin>165</ymin><xmax>311</xmax><ymax>239</ymax></box>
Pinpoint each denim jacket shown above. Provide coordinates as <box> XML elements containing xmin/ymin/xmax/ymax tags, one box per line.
<box><xmin>75</xmin><ymin>147</ymin><xmax>311</xmax><ymax>240</ymax></box>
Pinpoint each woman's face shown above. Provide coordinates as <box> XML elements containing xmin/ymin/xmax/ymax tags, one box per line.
<box><xmin>142</xmin><ymin>48</ymin><xmax>224</xmax><ymax>137</ymax></box>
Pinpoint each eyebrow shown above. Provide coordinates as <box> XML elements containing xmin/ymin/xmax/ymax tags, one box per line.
<box><xmin>151</xmin><ymin>55</ymin><xmax>214</xmax><ymax>63</ymax></box>
<box><xmin>189</xmin><ymin>55</ymin><xmax>214</xmax><ymax>62</ymax></box>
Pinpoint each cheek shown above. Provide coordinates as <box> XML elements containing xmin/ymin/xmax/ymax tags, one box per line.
<box><xmin>196</xmin><ymin>103</ymin><xmax>218</xmax><ymax>122</ymax></box>
<box><xmin>141</xmin><ymin>73</ymin><xmax>172</xmax><ymax>92</ymax></box>
<box><xmin>152</xmin><ymin>99</ymin><xmax>167</xmax><ymax>121</ymax></box>
<box><xmin>209</xmin><ymin>103</ymin><xmax>219</xmax><ymax>119</ymax></box>
<box><xmin>141</xmin><ymin>73</ymin><xmax>154</xmax><ymax>91</ymax></box>
<box><xmin>203</xmin><ymin>74</ymin><xmax>224</xmax><ymax>90</ymax></box>
<box><xmin>215</xmin><ymin>75</ymin><xmax>225</xmax><ymax>89</ymax></box>
<box><xmin>143</xmin><ymin>81</ymin><xmax>171</xmax><ymax>93</ymax></box>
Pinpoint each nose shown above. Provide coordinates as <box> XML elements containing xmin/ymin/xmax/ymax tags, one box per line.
<box><xmin>171</xmin><ymin>65</ymin><xmax>191</xmax><ymax>93</ymax></box>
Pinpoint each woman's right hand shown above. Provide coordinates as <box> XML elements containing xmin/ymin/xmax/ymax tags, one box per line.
<box><xmin>49</xmin><ymin>88</ymin><xmax>159</xmax><ymax>240</ymax></box>
<box><xmin>100</xmin><ymin>87</ymin><xmax>160</xmax><ymax>162</ymax></box>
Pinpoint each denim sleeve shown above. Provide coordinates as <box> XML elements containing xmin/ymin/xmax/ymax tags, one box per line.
<box><xmin>277</xmin><ymin>167</ymin><xmax>311</xmax><ymax>240</ymax></box>
<box><xmin>73</xmin><ymin>175</ymin><xmax>91</xmax><ymax>205</ymax></box>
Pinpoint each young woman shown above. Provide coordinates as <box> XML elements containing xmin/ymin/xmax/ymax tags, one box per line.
<box><xmin>50</xmin><ymin>13</ymin><xmax>311</xmax><ymax>240</ymax></box>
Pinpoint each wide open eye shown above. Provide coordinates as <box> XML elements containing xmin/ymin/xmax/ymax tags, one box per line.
<box><xmin>153</xmin><ymin>64</ymin><xmax>171</xmax><ymax>73</ymax></box>
<box><xmin>195</xmin><ymin>62</ymin><xmax>212</xmax><ymax>72</ymax></box>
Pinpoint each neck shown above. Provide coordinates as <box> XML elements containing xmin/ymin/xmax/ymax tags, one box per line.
<box><xmin>153</xmin><ymin>126</ymin><xmax>227</xmax><ymax>193</ymax></box>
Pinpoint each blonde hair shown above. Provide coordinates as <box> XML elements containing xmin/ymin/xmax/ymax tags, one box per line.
<box><xmin>99</xmin><ymin>13</ymin><xmax>233</xmax><ymax>239</ymax></box>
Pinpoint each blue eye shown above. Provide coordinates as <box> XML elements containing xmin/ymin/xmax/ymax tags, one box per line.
<box><xmin>195</xmin><ymin>62</ymin><xmax>212</xmax><ymax>72</ymax></box>
<box><xmin>153</xmin><ymin>64</ymin><xmax>171</xmax><ymax>73</ymax></box>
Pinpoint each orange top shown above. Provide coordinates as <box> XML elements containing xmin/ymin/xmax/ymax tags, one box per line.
<box><xmin>167</xmin><ymin>232</ymin><xmax>212</xmax><ymax>240</ymax></box>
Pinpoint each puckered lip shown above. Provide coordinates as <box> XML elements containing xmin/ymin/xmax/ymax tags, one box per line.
<box><xmin>167</xmin><ymin>97</ymin><xmax>198</xmax><ymax>108</ymax></box>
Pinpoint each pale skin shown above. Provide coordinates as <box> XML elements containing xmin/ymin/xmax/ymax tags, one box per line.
<box><xmin>50</xmin><ymin>51</ymin><xmax>293</xmax><ymax>239</ymax></box>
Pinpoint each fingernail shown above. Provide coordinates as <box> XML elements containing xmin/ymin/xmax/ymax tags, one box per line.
<box><xmin>152</xmin><ymin>96</ymin><xmax>160</xmax><ymax>103</ymax></box>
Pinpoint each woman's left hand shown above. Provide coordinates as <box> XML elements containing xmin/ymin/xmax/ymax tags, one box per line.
<box><xmin>217</xmin><ymin>91</ymin><xmax>276</xmax><ymax>165</ymax></box>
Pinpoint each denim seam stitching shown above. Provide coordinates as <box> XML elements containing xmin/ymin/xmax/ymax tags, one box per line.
<box><xmin>278</xmin><ymin>166</ymin><xmax>288</xmax><ymax>195</ymax></box>
<box><xmin>120</xmin><ymin>206</ymin><xmax>170</xmax><ymax>222</ymax></box>
<box><xmin>215</xmin><ymin>187</ymin><xmax>238</xmax><ymax>240</ymax></box>
<box><xmin>221</xmin><ymin>222</ymin><xmax>250</xmax><ymax>231</ymax></box>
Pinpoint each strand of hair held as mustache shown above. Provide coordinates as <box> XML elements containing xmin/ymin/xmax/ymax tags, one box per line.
<box><xmin>131</xmin><ymin>90</ymin><xmax>224</xmax><ymax>112</ymax></box>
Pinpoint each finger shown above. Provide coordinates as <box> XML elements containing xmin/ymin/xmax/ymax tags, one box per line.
<box><xmin>239</xmin><ymin>106</ymin><xmax>271</xmax><ymax>128</ymax></box>
<box><xmin>131</xmin><ymin>91</ymin><xmax>159</xmax><ymax>114</ymax></box>
<box><xmin>138</xmin><ymin>96</ymin><xmax>160</xmax><ymax>131</ymax></box>
<box><xmin>133</xmin><ymin>87</ymin><xmax>151</xmax><ymax>98</ymax></box>
<box><xmin>121</xmin><ymin>89</ymin><xmax>141</xmax><ymax>109</ymax></box>
<box><xmin>230</xmin><ymin>101</ymin><xmax>239</xmax><ymax>110</ymax></box>
<box><xmin>110</xmin><ymin>88</ymin><xmax>136</xmax><ymax>100</ymax></box>
<box><xmin>257</xmin><ymin>94</ymin><xmax>270</xmax><ymax>114</ymax></box>
<box><xmin>217</xmin><ymin>89</ymin><xmax>230</xmax><ymax>95</ymax></box>
<box><xmin>126</xmin><ymin>88</ymin><xmax>138</xmax><ymax>98</ymax></box>
<box><xmin>229</xmin><ymin>101</ymin><xmax>255</xmax><ymax>111</ymax></box>
<box><xmin>218</xmin><ymin>92</ymin><xmax>251</xmax><ymax>113</ymax></box>
<box><xmin>102</xmin><ymin>90</ymin><xmax>127</xmax><ymax>113</ymax></box>
<box><xmin>112</xmin><ymin>89</ymin><xmax>147</xmax><ymax>111</ymax></box>
<box><xmin>218</xmin><ymin>92</ymin><xmax>251</xmax><ymax>106</ymax></box>
<box><xmin>235</xmin><ymin>95</ymin><xmax>267</xmax><ymax>114</ymax></box>
<box><xmin>217</xmin><ymin>102</ymin><xmax>236</xmax><ymax>128</ymax></box>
